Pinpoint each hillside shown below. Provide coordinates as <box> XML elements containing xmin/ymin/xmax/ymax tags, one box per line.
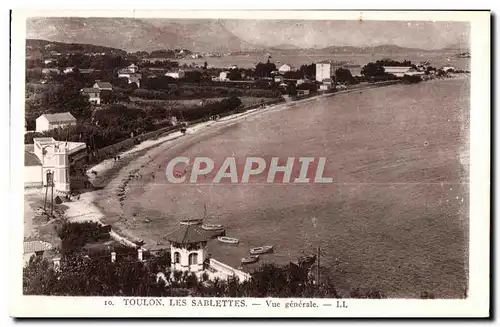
<box><xmin>26</xmin><ymin>18</ymin><xmax>263</xmax><ymax>53</ymax></box>
<box><xmin>26</xmin><ymin>39</ymin><xmax>127</xmax><ymax>55</ymax></box>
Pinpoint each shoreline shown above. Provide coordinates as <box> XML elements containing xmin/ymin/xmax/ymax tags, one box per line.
<box><xmin>62</xmin><ymin>75</ymin><xmax>468</xmax><ymax>250</ymax></box>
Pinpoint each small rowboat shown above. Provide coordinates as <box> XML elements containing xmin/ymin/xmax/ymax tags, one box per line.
<box><xmin>180</xmin><ymin>219</ymin><xmax>203</xmax><ymax>226</ymax></box>
<box><xmin>217</xmin><ymin>236</ymin><xmax>239</xmax><ymax>244</ymax></box>
<box><xmin>250</xmin><ymin>245</ymin><xmax>274</xmax><ymax>255</ymax></box>
<box><xmin>201</xmin><ymin>224</ymin><xmax>224</xmax><ymax>231</ymax></box>
<box><xmin>241</xmin><ymin>255</ymin><xmax>259</xmax><ymax>264</ymax></box>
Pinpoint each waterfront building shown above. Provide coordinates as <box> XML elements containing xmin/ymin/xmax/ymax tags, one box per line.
<box><xmin>25</xmin><ymin>137</ymin><xmax>87</xmax><ymax>191</ymax></box>
<box><xmin>316</xmin><ymin>60</ymin><xmax>343</xmax><ymax>82</ymax></box>
<box><xmin>36</xmin><ymin>112</ymin><xmax>77</xmax><ymax>133</ymax></box>
<box><xmin>165</xmin><ymin>69</ymin><xmax>186</xmax><ymax>79</ymax></box>
<box><xmin>278</xmin><ymin>63</ymin><xmax>293</xmax><ymax>73</ymax></box>
<box><xmin>165</xmin><ymin>224</ymin><xmax>251</xmax><ymax>282</ymax></box>
<box><xmin>382</xmin><ymin>66</ymin><xmax>424</xmax><ymax>77</ymax></box>
<box><xmin>166</xmin><ymin>224</ymin><xmax>209</xmax><ymax>273</ymax></box>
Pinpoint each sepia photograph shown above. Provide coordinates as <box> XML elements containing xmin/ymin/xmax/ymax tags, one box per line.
<box><xmin>10</xmin><ymin>9</ymin><xmax>490</xmax><ymax>318</ymax></box>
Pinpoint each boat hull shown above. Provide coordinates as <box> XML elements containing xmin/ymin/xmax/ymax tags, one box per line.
<box><xmin>180</xmin><ymin>219</ymin><xmax>203</xmax><ymax>226</ymax></box>
<box><xmin>217</xmin><ymin>236</ymin><xmax>239</xmax><ymax>244</ymax></box>
<box><xmin>249</xmin><ymin>246</ymin><xmax>274</xmax><ymax>255</ymax></box>
<box><xmin>241</xmin><ymin>255</ymin><xmax>259</xmax><ymax>264</ymax></box>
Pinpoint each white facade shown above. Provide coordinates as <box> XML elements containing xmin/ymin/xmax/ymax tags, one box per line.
<box><xmin>278</xmin><ymin>64</ymin><xmax>292</xmax><ymax>73</ymax></box>
<box><xmin>382</xmin><ymin>66</ymin><xmax>424</xmax><ymax>77</ymax></box>
<box><xmin>27</xmin><ymin>138</ymin><xmax>86</xmax><ymax>192</ymax></box>
<box><xmin>170</xmin><ymin>243</ymin><xmax>207</xmax><ymax>273</ymax></box>
<box><xmin>36</xmin><ymin>113</ymin><xmax>77</xmax><ymax>133</ymax></box>
<box><xmin>315</xmin><ymin>62</ymin><xmax>335</xmax><ymax>82</ymax></box>
<box><xmin>165</xmin><ymin>70</ymin><xmax>185</xmax><ymax>79</ymax></box>
<box><xmin>219</xmin><ymin>71</ymin><xmax>229</xmax><ymax>81</ymax></box>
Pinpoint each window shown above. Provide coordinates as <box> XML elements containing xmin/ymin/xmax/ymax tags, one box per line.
<box><xmin>174</xmin><ymin>252</ymin><xmax>180</xmax><ymax>264</ymax></box>
<box><xmin>188</xmin><ymin>252</ymin><xmax>198</xmax><ymax>265</ymax></box>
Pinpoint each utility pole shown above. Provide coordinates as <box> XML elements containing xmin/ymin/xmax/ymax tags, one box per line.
<box><xmin>50</xmin><ymin>175</ymin><xmax>54</xmax><ymax>215</ymax></box>
<box><xmin>317</xmin><ymin>246</ymin><xmax>320</xmax><ymax>287</ymax></box>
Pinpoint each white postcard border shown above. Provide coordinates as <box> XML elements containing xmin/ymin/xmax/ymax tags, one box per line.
<box><xmin>9</xmin><ymin>10</ymin><xmax>490</xmax><ymax>318</ymax></box>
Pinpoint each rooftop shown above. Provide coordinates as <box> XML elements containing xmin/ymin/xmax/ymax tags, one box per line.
<box><xmin>94</xmin><ymin>81</ymin><xmax>113</xmax><ymax>89</ymax></box>
<box><xmin>24</xmin><ymin>150</ymin><xmax>42</xmax><ymax>166</ymax></box>
<box><xmin>38</xmin><ymin>112</ymin><xmax>76</xmax><ymax>123</ymax></box>
<box><xmin>24</xmin><ymin>241</ymin><xmax>53</xmax><ymax>254</ymax></box>
<box><xmin>81</xmin><ymin>88</ymin><xmax>100</xmax><ymax>93</ymax></box>
<box><xmin>165</xmin><ymin>225</ymin><xmax>210</xmax><ymax>244</ymax></box>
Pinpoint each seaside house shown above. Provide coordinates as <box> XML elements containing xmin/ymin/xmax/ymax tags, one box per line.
<box><xmin>25</xmin><ymin>137</ymin><xmax>87</xmax><ymax>192</ymax></box>
<box><xmin>442</xmin><ymin>66</ymin><xmax>456</xmax><ymax>72</ymax></box>
<box><xmin>36</xmin><ymin>112</ymin><xmax>77</xmax><ymax>133</ymax></box>
<box><xmin>218</xmin><ymin>71</ymin><xmax>230</xmax><ymax>82</ymax></box>
<box><xmin>165</xmin><ymin>224</ymin><xmax>250</xmax><ymax>282</ymax></box>
<box><xmin>118</xmin><ymin>64</ymin><xmax>141</xmax><ymax>88</ymax></box>
<box><xmin>278</xmin><ymin>63</ymin><xmax>293</xmax><ymax>73</ymax></box>
<box><xmin>63</xmin><ymin>67</ymin><xmax>75</xmax><ymax>74</ymax></box>
<box><xmin>165</xmin><ymin>69</ymin><xmax>186</xmax><ymax>79</ymax></box>
<box><xmin>81</xmin><ymin>87</ymin><xmax>101</xmax><ymax>105</ymax></box>
<box><xmin>316</xmin><ymin>60</ymin><xmax>343</xmax><ymax>82</ymax></box>
<box><xmin>382</xmin><ymin>66</ymin><xmax>424</xmax><ymax>77</ymax></box>
<box><xmin>93</xmin><ymin>81</ymin><xmax>113</xmax><ymax>91</ymax></box>
<box><xmin>23</xmin><ymin>241</ymin><xmax>53</xmax><ymax>267</ymax></box>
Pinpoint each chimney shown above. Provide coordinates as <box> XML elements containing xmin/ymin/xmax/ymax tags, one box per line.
<box><xmin>137</xmin><ymin>248</ymin><xmax>143</xmax><ymax>262</ymax></box>
<box><xmin>111</xmin><ymin>252</ymin><xmax>116</xmax><ymax>263</ymax></box>
<box><xmin>52</xmin><ymin>257</ymin><xmax>61</xmax><ymax>272</ymax></box>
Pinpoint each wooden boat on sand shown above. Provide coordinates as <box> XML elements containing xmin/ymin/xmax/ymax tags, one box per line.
<box><xmin>180</xmin><ymin>219</ymin><xmax>203</xmax><ymax>226</ymax></box>
<box><xmin>241</xmin><ymin>255</ymin><xmax>259</xmax><ymax>264</ymax></box>
<box><xmin>217</xmin><ymin>236</ymin><xmax>239</xmax><ymax>244</ymax></box>
<box><xmin>201</xmin><ymin>224</ymin><xmax>224</xmax><ymax>231</ymax></box>
<box><xmin>249</xmin><ymin>245</ymin><xmax>274</xmax><ymax>255</ymax></box>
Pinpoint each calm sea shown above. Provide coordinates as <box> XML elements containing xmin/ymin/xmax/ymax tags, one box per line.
<box><xmin>178</xmin><ymin>51</ymin><xmax>470</xmax><ymax>71</ymax></box>
<box><xmin>123</xmin><ymin>78</ymin><xmax>470</xmax><ymax>298</ymax></box>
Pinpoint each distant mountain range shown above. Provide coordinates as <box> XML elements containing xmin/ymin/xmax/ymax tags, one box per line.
<box><xmin>26</xmin><ymin>17</ymin><xmax>466</xmax><ymax>54</ymax></box>
<box><xmin>26</xmin><ymin>18</ymin><xmax>263</xmax><ymax>53</ymax></box>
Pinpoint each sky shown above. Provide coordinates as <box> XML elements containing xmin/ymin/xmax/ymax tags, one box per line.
<box><xmin>221</xmin><ymin>20</ymin><xmax>470</xmax><ymax>49</ymax></box>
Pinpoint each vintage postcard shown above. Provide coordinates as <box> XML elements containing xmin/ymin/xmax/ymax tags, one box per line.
<box><xmin>10</xmin><ymin>10</ymin><xmax>490</xmax><ymax>318</ymax></box>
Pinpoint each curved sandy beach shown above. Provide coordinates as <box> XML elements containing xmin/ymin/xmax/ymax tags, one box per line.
<box><xmin>63</xmin><ymin>83</ymin><xmax>398</xmax><ymax>248</ymax></box>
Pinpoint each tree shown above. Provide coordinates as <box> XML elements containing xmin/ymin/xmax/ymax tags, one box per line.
<box><xmin>299</xmin><ymin>64</ymin><xmax>316</xmax><ymax>79</ymax></box>
<box><xmin>227</xmin><ymin>70</ymin><xmax>242</xmax><ymax>81</ymax></box>
<box><xmin>334</xmin><ymin>68</ymin><xmax>354</xmax><ymax>84</ymax></box>
<box><xmin>255</xmin><ymin>62</ymin><xmax>277</xmax><ymax>78</ymax></box>
<box><xmin>286</xmin><ymin>83</ymin><xmax>297</xmax><ymax>97</ymax></box>
<box><xmin>361</xmin><ymin>62</ymin><xmax>386</xmax><ymax>77</ymax></box>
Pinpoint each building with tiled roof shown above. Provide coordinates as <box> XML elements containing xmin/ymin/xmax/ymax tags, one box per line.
<box><xmin>35</xmin><ymin>112</ymin><xmax>77</xmax><ymax>133</ymax></box>
<box><xmin>81</xmin><ymin>88</ymin><xmax>101</xmax><ymax>105</ymax></box>
<box><xmin>165</xmin><ymin>224</ymin><xmax>210</xmax><ymax>273</ymax></box>
<box><xmin>93</xmin><ymin>81</ymin><xmax>113</xmax><ymax>91</ymax></box>
<box><xmin>23</xmin><ymin>241</ymin><xmax>53</xmax><ymax>267</ymax></box>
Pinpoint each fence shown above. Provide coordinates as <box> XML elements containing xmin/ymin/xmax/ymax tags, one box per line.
<box><xmin>209</xmin><ymin>258</ymin><xmax>251</xmax><ymax>282</ymax></box>
<box><xmin>93</xmin><ymin>98</ymin><xmax>284</xmax><ymax>161</ymax></box>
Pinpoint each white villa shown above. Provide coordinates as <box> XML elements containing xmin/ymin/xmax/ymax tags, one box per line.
<box><xmin>93</xmin><ymin>81</ymin><xmax>113</xmax><ymax>91</ymax></box>
<box><xmin>164</xmin><ymin>224</ymin><xmax>251</xmax><ymax>282</ymax></box>
<box><xmin>24</xmin><ymin>137</ymin><xmax>87</xmax><ymax>192</ymax></box>
<box><xmin>278</xmin><ymin>63</ymin><xmax>293</xmax><ymax>73</ymax></box>
<box><xmin>118</xmin><ymin>64</ymin><xmax>141</xmax><ymax>88</ymax></box>
<box><xmin>165</xmin><ymin>69</ymin><xmax>186</xmax><ymax>79</ymax></box>
<box><xmin>36</xmin><ymin>112</ymin><xmax>77</xmax><ymax>133</ymax></box>
<box><xmin>382</xmin><ymin>66</ymin><xmax>425</xmax><ymax>77</ymax></box>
